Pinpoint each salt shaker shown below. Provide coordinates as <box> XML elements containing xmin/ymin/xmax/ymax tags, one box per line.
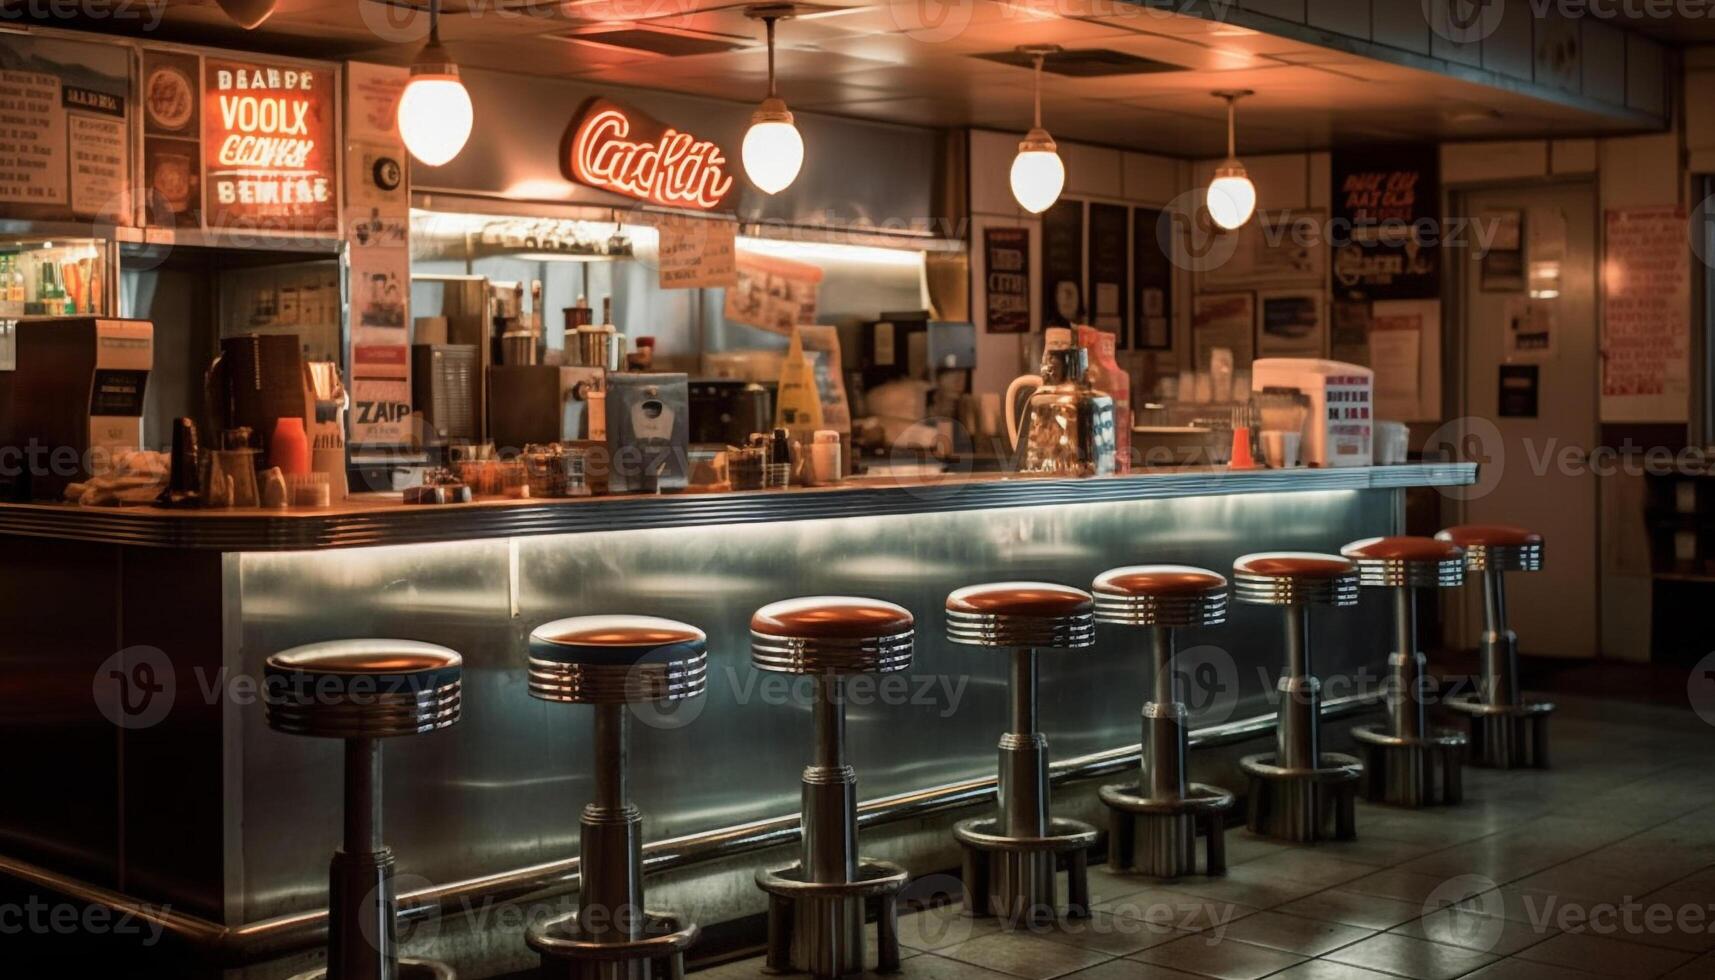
<box><xmin>808</xmin><ymin>430</ymin><xmax>842</xmax><ymax>487</ymax></box>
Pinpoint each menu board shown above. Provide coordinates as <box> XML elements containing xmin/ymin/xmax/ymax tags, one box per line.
<box><xmin>1331</xmin><ymin>146</ymin><xmax>1440</xmax><ymax>302</ymax></box>
<box><xmin>1087</xmin><ymin>203</ymin><xmax>1129</xmax><ymax>347</ymax></box>
<box><xmin>982</xmin><ymin>226</ymin><xmax>1030</xmax><ymax>334</ymax></box>
<box><xmin>1602</xmin><ymin>207</ymin><xmax>1691</xmax><ymax>422</ymax></box>
<box><xmin>203</xmin><ymin>58</ymin><xmax>338</xmax><ymax>235</ymax></box>
<box><xmin>723</xmin><ymin>251</ymin><xmax>822</xmax><ymax>335</ymax></box>
<box><xmin>656</xmin><ymin>214</ymin><xmax>737</xmax><ymax>289</ymax></box>
<box><xmin>0</xmin><ymin>36</ymin><xmax>131</xmax><ymax>224</ymax></box>
<box><xmin>1132</xmin><ymin>207</ymin><xmax>1172</xmax><ymax>350</ymax></box>
<box><xmin>1041</xmin><ymin>198</ymin><xmax>1083</xmax><ymax>329</ymax></box>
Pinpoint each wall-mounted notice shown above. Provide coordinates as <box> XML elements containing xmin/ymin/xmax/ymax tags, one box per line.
<box><xmin>1257</xmin><ymin>290</ymin><xmax>1326</xmax><ymax>357</ymax></box>
<box><xmin>203</xmin><ymin>57</ymin><xmax>338</xmax><ymax>235</ymax></box>
<box><xmin>983</xmin><ymin>226</ymin><xmax>1030</xmax><ymax>334</ymax></box>
<box><xmin>723</xmin><ymin>251</ymin><xmax>822</xmax><ymax>335</ymax></box>
<box><xmin>656</xmin><ymin>214</ymin><xmax>737</xmax><ymax>289</ymax></box>
<box><xmin>1369</xmin><ymin>298</ymin><xmax>1442</xmax><ymax>422</ymax></box>
<box><xmin>0</xmin><ymin>36</ymin><xmax>132</xmax><ymax>224</ymax></box>
<box><xmin>1602</xmin><ymin>207</ymin><xmax>1690</xmax><ymax>422</ymax></box>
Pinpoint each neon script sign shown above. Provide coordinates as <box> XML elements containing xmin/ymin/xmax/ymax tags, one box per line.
<box><xmin>563</xmin><ymin>98</ymin><xmax>737</xmax><ymax>211</ymax></box>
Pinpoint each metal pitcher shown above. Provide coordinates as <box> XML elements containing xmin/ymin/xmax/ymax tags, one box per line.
<box><xmin>1005</xmin><ymin>346</ymin><xmax>1118</xmax><ymax>478</ymax></box>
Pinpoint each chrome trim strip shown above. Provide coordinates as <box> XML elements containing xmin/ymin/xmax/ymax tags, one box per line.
<box><xmin>0</xmin><ymin>465</ymin><xmax>1478</xmax><ymax>552</ymax></box>
<box><xmin>0</xmin><ymin>692</ymin><xmax>1382</xmax><ymax>966</ymax></box>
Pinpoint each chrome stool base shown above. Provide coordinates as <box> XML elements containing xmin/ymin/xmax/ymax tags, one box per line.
<box><xmin>527</xmin><ymin>911</ymin><xmax>698</xmax><ymax>980</ymax></box>
<box><xmin>1240</xmin><ymin>753</ymin><xmax>1361</xmax><ymax>843</ymax></box>
<box><xmin>1351</xmin><ymin>725</ymin><xmax>1466</xmax><ymax>807</ymax></box>
<box><xmin>757</xmin><ymin>860</ymin><xmax>909</xmax><ymax>977</ymax></box>
<box><xmin>1446</xmin><ymin>695</ymin><xmax>1554</xmax><ymax>769</ymax></box>
<box><xmin>1100</xmin><ymin>783</ymin><xmax>1233</xmax><ymax>879</ymax></box>
<box><xmin>289</xmin><ymin>959</ymin><xmax>457</xmax><ymax>980</ymax></box>
<box><xmin>954</xmin><ymin>815</ymin><xmax>1096</xmax><ymax>924</ymax></box>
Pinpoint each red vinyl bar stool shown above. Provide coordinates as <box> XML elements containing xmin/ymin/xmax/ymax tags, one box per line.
<box><xmin>524</xmin><ymin>616</ymin><xmax>708</xmax><ymax>980</ymax></box>
<box><xmin>946</xmin><ymin>583</ymin><xmax>1097</xmax><ymax>926</ymax></box>
<box><xmin>263</xmin><ymin>640</ymin><xmax>463</xmax><ymax>980</ymax></box>
<box><xmin>751</xmin><ymin>597</ymin><xmax>914</xmax><ymax>979</ymax></box>
<box><xmin>1436</xmin><ymin>525</ymin><xmax>1553</xmax><ymax>769</ymax></box>
<box><xmin>1233</xmin><ymin>553</ymin><xmax>1363</xmax><ymax>843</ymax></box>
<box><xmin>1342</xmin><ymin>537</ymin><xmax>1469</xmax><ymax>807</ymax></box>
<box><xmin>1091</xmin><ymin>565</ymin><xmax>1234</xmax><ymax>878</ymax></box>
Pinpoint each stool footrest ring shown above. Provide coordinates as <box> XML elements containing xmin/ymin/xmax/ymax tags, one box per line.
<box><xmin>1444</xmin><ymin>694</ymin><xmax>1557</xmax><ymax>718</ymax></box>
<box><xmin>1099</xmin><ymin>783</ymin><xmax>1235</xmax><ymax>816</ymax></box>
<box><xmin>289</xmin><ymin>959</ymin><xmax>456</xmax><ymax>980</ymax></box>
<box><xmin>755</xmin><ymin>860</ymin><xmax>910</xmax><ymax>900</ymax></box>
<box><xmin>1350</xmin><ymin>726</ymin><xmax>1468</xmax><ymax>750</ymax></box>
<box><xmin>526</xmin><ymin>910</ymin><xmax>700</xmax><ymax>962</ymax></box>
<box><xmin>953</xmin><ymin>816</ymin><xmax>1098</xmax><ymax>854</ymax></box>
<box><xmin>1239</xmin><ymin>752</ymin><xmax>1364</xmax><ymax>783</ymax></box>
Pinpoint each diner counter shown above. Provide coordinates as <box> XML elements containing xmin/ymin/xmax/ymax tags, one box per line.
<box><xmin>0</xmin><ymin>462</ymin><xmax>1477</xmax><ymax>550</ymax></box>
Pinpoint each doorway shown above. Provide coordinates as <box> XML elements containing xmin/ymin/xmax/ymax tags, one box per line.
<box><xmin>1450</xmin><ymin>181</ymin><xmax>1601</xmax><ymax>659</ymax></box>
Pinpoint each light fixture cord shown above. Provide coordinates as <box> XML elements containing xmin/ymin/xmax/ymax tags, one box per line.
<box><xmin>428</xmin><ymin>0</ymin><xmax>442</xmax><ymax>46</ymax></box>
<box><xmin>1032</xmin><ymin>53</ymin><xmax>1044</xmax><ymax>130</ymax></box>
<box><xmin>1226</xmin><ymin>94</ymin><xmax>1237</xmax><ymax>160</ymax></box>
<box><xmin>766</xmin><ymin>17</ymin><xmax>778</xmax><ymax>99</ymax></box>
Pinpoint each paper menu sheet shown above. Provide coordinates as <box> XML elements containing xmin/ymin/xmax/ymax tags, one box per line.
<box><xmin>1368</xmin><ymin>298</ymin><xmax>1441</xmax><ymax>422</ymax></box>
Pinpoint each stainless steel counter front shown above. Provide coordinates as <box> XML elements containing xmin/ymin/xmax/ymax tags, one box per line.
<box><xmin>0</xmin><ymin>465</ymin><xmax>1475</xmax><ymax>977</ymax></box>
<box><xmin>0</xmin><ymin>463</ymin><xmax>1474</xmax><ymax>550</ymax></box>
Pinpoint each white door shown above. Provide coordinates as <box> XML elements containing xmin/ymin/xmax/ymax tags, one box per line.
<box><xmin>1451</xmin><ymin>182</ymin><xmax>1600</xmax><ymax>658</ymax></box>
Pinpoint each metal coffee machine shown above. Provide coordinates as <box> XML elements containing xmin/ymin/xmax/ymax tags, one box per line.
<box><xmin>9</xmin><ymin>317</ymin><xmax>153</xmax><ymax>499</ymax></box>
<box><xmin>606</xmin><ymin>373</ymin><xmax>687</xmax><ymax>494</ymax></box>
<box><xmin>1005</xmin><ymin>332</ymin><xmax>1117</xmax><ymax>478</ymax></box>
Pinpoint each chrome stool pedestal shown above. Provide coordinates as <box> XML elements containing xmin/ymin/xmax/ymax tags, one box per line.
<box><xmin>1342</xmin><ymin>537</ymin><xmax>1468</xmax><ymax>807</ymax></box>
<box><xmin>1091</xmin><ymin>566</ymin><xmax>1235</xmax><ymax>878</ymax></box>
<box><xmin>752</xmin><ymin>597</ymin><xmax>914</xmax><ymax>979</ymax></box>
<box><xmin>525</xmin><ymin>616</ymin><xmax>709</xmax><ymax>980</ymax></box>
<box><xmin>946</xmin><ymin>583</ymin><xmax>1098</xmax><ymax>924</ymax></box>
<box><xmin>1233</xmin><ymin>554</ymin><xmax>1363</xmax><ymax>843</ymax></box>
<box><xmin>1438</xmin><ymin>526</ymin><xmax>1553</xmax><ymax>769</ymax></box>
<box><xmin>264</xmin><ymin>639</ymin><xmax>463</xmax><ymax>980</ymax></box>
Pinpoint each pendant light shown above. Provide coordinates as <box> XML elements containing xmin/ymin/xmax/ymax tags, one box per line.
<box><xmin>397</xmin><ymin>0</ymin><xmax>473</xmax><ymax>168</ymax></box>
<box><xmin>742</xmin><ymin>6</ymin><xmax>805</xmax><ymax>196</ymax></box>
<box><xmin>1206</xmin><ymin>90</ymin><xmax>1257</xmax><ymax>231</ymax></box>
<box><xmin>215</xmin><ymin>0</ymin><xmax>276</xmax><ymax>29</ymax></box>
<box><xmin>1009</xmin><ymin>45</ymin><xmax>1065</xmax><ymax>215</ymax></box>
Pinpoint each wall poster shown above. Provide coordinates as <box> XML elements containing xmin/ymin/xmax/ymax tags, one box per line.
<box><xmin>1087</xmin><ymin>202</ymin><xmax>1129</xmax><ymax>346</ymax></box>
<box><xmin>1602</xmin><ymin>207</ymin><xmax>1690</xmax><ymax>422</ymax></box>
<box><xmin>1041</xmin><ymin>197</ymin><xmax>1083</xmax><ymax>329</ymax></box>
<box><xmin>142</xmin><ymin>48</ymin><xmax>202</xmax><ymax>228</ymax></box>
<box><xmin>203</xmin><ymin>57</ymin><xmax>339</xmax><ymax>235</ymax></box>
<box><xmin>1201</xmin><ymin>208</ymin><xmax>1328</xmax><ymax>287</ymax></box>
<box><xmin>0</xmin><ymin>35</ymin><xmax>132</xmax><ymax>224</ymax></box>
<box><xmin>982</xmin><ymin>225</ymin><xmax>1030</xmax><ymax>334</ymax></box>
<box><xmin>1331</xmin><ymin>146</ymin><xmax>1440</xmax><ymax>303</ymax></box>
<box><xmin>1191</xmin><ymin>292</ymin><xmax>1255</xmax><ymax>370</ymax></box>
<box><xmin>345</xmin><ymin>61</ymin><xmax>410</xmax><ymax>447</ymax></box>
<box><xmin>1133</xmin><ymin>207</ymin><xmax>1172</xmax><ymax>350</ymax></box>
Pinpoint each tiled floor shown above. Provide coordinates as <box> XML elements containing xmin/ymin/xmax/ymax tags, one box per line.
<box><xmin>693</xmin><ymin>697</ymin><xmax>1715</xmax><ymax>979</ymax></box>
